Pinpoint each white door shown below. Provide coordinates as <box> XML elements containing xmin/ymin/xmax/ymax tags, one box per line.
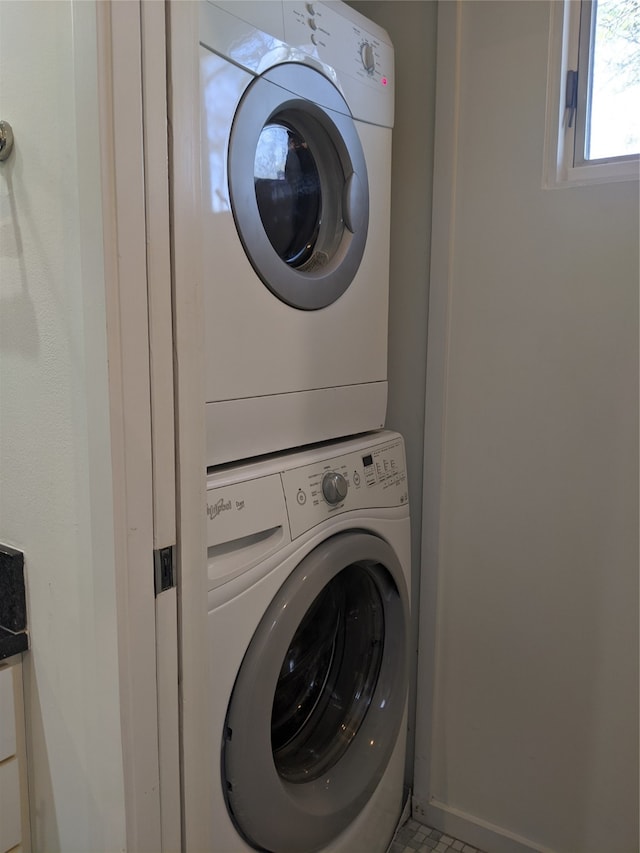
<box><xmin>102</xmin><ymin>1</ymin><xmax>181</xmax><ymax>850</ymax></box>
<box><xmin>0</xmin><ymin>1</ymin><xmax>180</xmax><ymax>850</ymax></box>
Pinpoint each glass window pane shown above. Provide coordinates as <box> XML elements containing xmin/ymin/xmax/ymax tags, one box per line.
<box><xmin>587</xmin><ymin>0</ymin><xmax>640</xmax><ymax>160</ymax></box>
<box><xmin>254</xmin><ymin>122</ymin><xmax>321</xmax><ymax>267</ymax></box>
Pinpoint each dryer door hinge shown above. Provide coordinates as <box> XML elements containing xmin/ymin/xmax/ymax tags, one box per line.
<box><xmin>154</xmin><ymin>545</ymin><xmax>176</xmax><ymax>596</ymax></box>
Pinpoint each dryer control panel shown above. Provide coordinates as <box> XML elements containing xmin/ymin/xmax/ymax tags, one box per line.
<box><xmin>281</xmin><ymin>434</ymin><xmax>408</xmax><ymax>540</ymax></box>
<box><xmin>202</xmin><ymin>1</ymin><xmax>394</xmax><ymax>128</ymax></box>
<box><xmin>284</xmin><ymin>2</ymin><xmax>394</xmax><ymax>94</ymax></box>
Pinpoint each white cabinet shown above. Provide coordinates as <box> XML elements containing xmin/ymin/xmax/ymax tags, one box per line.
<box><xmin>0</xmin><ymin>661</ymin><xmax>30</xmax><ymax>853</ymax></box>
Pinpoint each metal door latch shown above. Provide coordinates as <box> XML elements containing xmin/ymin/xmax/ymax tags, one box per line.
<box><xmin>154</xmin><ymin>545</ymin><xmax>177</xmax><ymax>595</ymax></box>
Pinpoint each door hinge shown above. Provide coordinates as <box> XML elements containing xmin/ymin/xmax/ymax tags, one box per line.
<box><xmin>565</xmin><ymin>69</ymin><xmax>578</xmax><ymax>128</ymax></box>
<box><xmin>154</xmin><ymin>545</ymin><xmax>176</xmax><ymax>596</ymax></box>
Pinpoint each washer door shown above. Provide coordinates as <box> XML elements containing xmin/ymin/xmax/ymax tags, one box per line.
<box><xmin>228</xmin><ymin>63</ymin><xmax>369</xmax><ymax>310</ymax></box>
<box><xmin>223</xmin><ymin>531</ymin><xmax>409</xmax><ymax>853</ymax></box>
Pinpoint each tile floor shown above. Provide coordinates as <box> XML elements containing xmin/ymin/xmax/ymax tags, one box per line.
<box><xmin>389</xmin><ymin>818</ymin><xmax>486</xmax><ymax>853</ymax></box>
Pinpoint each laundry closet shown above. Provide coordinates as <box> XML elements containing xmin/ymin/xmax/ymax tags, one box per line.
<box><xmin>0</xmin><ymin>2</ymin><xmax>637</xmax><ymax>853</ymax></box>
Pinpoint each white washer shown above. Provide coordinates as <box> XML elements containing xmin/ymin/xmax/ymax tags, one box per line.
<box><xmin>207</xmin><ymin>430</ymin><xmax>410</xmax><ymax>852</ymax></box>
<box><xmin>200</xmin><ymin>1</ymin><xmax>395</xmax><ymax>466</ymax></box>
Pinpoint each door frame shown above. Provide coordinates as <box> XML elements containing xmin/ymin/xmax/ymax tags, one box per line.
<box><xmin>166</xmin><ymin>2</ymin><xmax>213</xmax><ymax>850</ymax></box>
<box><xmin>97</xmin><ymin>0</ymin><xmax>183</xmax><ymax>849</ymax></box>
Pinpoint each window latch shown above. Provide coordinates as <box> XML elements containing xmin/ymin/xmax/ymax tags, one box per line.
<box><xmin>565</xmin><ymin>69</ymin><xmax>578</xmax><ymax>128</ymax></box>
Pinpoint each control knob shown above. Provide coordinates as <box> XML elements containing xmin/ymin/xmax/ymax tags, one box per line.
<box><xmin>360</xmin><ymin>41</ymin><xmax>375</xmax><ymax>75</ymax></box>
<box><xmin>322</xmin><ymin>471</ymin><xmax>348</xmax><ymax>505</ymax></box>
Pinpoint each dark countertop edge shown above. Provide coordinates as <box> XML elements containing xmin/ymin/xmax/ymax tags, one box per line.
<box><xmin>0</xmin><ymin>542</ymin><xmax>27</xmax><ymax>633</ymax></box>
<box><xmin>0</xmin><ymin>626</ymin><xmax>29</xmax><ymax>661</ymax></box>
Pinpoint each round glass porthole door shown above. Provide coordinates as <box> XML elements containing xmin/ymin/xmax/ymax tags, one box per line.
<box><xmin>228</xmin><ymin>64</ymin><xmax>369</xmax><ymax>310</ymax></box>
<box><xmin>271</xmin><ymin>562</ymin><xmax>385</xmax><ymax>784</ymax></box>
<box><xmin>222</xmin><ymin>531</ymin><xmax>409</xmax><ymax>853</ymax></box>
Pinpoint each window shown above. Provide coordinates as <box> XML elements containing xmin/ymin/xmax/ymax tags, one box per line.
<box><xmin>544</xmin><ymin>0</ymin><xmax>640</xmax><ymax>186</ymax></box>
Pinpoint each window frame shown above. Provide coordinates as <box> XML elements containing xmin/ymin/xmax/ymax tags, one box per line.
<box><xmin>543</xmin><ymin>0</ymin><xmax>640</xmax><ymax>187</ymax></box>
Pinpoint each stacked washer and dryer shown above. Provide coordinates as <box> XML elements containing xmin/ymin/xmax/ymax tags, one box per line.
<box><xmin>200</xmin><ymin>3</ymin><xmax>411</xmax><ymax>851</ymax></box>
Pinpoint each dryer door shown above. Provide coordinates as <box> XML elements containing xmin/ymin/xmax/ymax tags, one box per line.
<box><xmin>228</xmin><ymin>64</ymin><xmax>369</xmax><ymax>310</ymax></box>
<box><xmin>223</xmin><ymin>531</ymin><xmax>409</xmax><ymax>853</ymax></box>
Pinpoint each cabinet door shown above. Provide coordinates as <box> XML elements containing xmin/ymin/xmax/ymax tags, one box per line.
<box><xmin>0</xmin><ymin>667</ymin><xmax>17</xmax><ymax>762</ymax></box>
<box><xmin>0</xmin><ymin>758</ymin><xmax>21</xmax><ymax>852</ymax></box>
<box><xmin>0</xmin><ymin>665</ymin><xmax>22</xmax><ymax>853</ymax></box>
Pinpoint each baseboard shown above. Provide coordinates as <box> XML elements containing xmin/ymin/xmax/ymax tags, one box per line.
<box><xmin>411</xmin><ymin>796</ymin><xmax>556</xmax><ymax>853</ymax></box>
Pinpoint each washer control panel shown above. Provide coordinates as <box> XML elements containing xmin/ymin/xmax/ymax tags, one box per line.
<box><xmin>281</xmin><ymin>435</ymin><xmax>408</xmax><ymax>540</ymax></box>
<box><xmin>322</xmin><ymin>471</ymin><xmax>349</xmax><ymax>505</ymax></box>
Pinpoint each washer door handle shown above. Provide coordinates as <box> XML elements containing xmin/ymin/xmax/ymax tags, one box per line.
<box><xmin>343</xmin><ymin>171</ymin><xmax>366</xmax><ymax>234</ymax></box>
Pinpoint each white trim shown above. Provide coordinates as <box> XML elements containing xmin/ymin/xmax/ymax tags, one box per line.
<box><xmin>414</xmin><ymin>0</ymin><xmax>460</xmax><ymax>817</ymax></box>
<box><xmin>413</xmin><ymin>797</ymin><xmax>558</xmax><ymax>853</ymax></box>
<box><xmin>140</xmin><ymin>1</ymin><xmax>181</xmax><ymax>849</ymax></box>
<box><xmin>141</xmin><ymin>0</ymin><xmax>177</xmax><ymax>551</ymax></box>
<box><xmin>542</xmin><ymin>0</ymin><xmax>640</xmax><ymax>188</ymax></box>
<box><xmin>542</xmin><ymin>0</ymin><xmax>574</xmax><ymax>187</ymax></box>
<box><xmin>166</xmin><ymin>2</ymin><xmax>213</xmax><ymax>849</ymax></box>
<box><xmin>155</xmin><ymin>588</ymin><xmax>181</xmax><ymax>853</ymax></box>
<box><xmin>97</xmin><ymin>1</ymin><xmax>162</xmax><ymax>849</ymax></box>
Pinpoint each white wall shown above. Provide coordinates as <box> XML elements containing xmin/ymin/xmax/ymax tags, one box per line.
<box><xmin>348</xmin><ymin>0</ymin><xmax>438</xmax><ymax>790</ymax></box>
<box><xmin>416</xmin><ymin>3</ymin><xmax>639</xmax><ymax>852</ymax></box>
<box><xmin>0</xmin><ymin>2</ymin><xmax>127</xmax><ymax>850</ymax></box>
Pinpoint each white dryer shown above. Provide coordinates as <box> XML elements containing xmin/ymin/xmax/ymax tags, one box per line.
<box><xmin>206</xmin><ymin>430</ymin><xmax>410</xmax><ymax>852</ymax></box>
<box><xmin>200</xmin><ymin>1</ymin><xmax>395</xmax><ymax>466</ymax></box>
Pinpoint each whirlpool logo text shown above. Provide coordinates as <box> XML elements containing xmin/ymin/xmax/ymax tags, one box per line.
<box><xmin>207</xmin><ymin>497</ymin><xmax>232</xmax><ymax>521</ymax></box>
